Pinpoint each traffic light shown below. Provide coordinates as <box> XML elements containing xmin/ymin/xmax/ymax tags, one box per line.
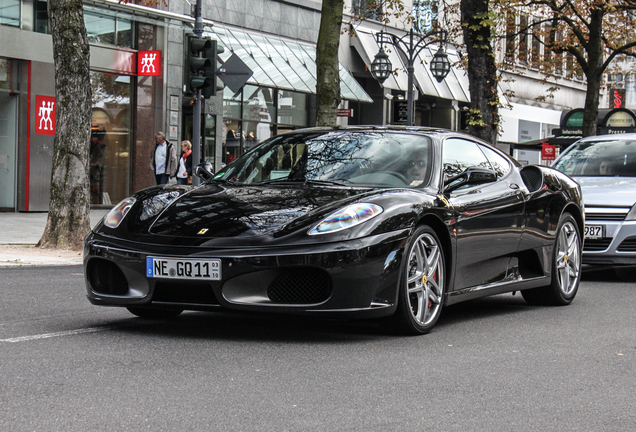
<box><xmin>202</xmin><ymin>40</ymin><xmax>225</xmax><ymax>98</ymax></box>
<box><xmin>184</xmin><ymin>34</ymin><xmax>212</xmax><ymax>94</ymax></box>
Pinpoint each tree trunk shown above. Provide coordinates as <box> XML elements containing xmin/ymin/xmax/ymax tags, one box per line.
<box><xmin>581</xmin><ymin>8</ymin><xmax>605</xmax><ymax>137</ymax></box>
<box><xmin>315</xmin><ymin>0</ymin><xmax>344</xmax><ymax>127</ymax></box>
<box><xmin>38</xmin><ymin>0</ymin><xmax>92</xmax><ymax>250</ymax></box>
<box><xmin>461</xmin><ymin>0</ymin><xmax>499</xmax><ymax>145</ymax></box>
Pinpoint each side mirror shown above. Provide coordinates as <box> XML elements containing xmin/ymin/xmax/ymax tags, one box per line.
<box><xmin>195</xmin><ymin>162</ymin><xmax>214</xmax><ymax>182</ymax></box>
<box><xmin>444</xmin><ymin>167</ymin><xmax>498</xmax><ymax>193</ymax></box>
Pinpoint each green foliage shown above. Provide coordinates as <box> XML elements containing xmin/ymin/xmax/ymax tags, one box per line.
<box><xmin>467</xmin><ymin>108</ymin><xmax>487</xmax><ymax>127</ymax></box>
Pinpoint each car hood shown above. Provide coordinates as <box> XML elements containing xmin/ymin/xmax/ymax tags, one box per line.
<box><xmin>144</xmin><ymin>183</ymin><xmax>368</xmax><ymax>238</ymax></box>
<box><xmin>575</xmin><ymin>177</ymin><xmax>636</xmax><ymax>207</ymax></box>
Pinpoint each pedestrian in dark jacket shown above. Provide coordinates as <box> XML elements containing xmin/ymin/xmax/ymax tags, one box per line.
<box><xmin>151</xmin><ymin>131</ymin><xmax>178</xmax><ymax>185</ymax></box>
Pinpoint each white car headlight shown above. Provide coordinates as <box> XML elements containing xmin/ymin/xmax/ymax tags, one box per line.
<box><xmin>308</xmin><ymin>203</ymin><xmax>383</xmax><ymax>235</ymax></box>
<box><xmin>104</xmin><ymin>197</ymin><xmax>136</xmax><ymax>229</ymax></box>
<box><xmin>626</xmin><ymin>203</ymin><xmax>636</xmax><ymax>221</ymax></box>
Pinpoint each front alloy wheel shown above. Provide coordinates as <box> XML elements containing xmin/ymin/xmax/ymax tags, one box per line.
<box><xmin>391</xmin><ymin>225</ymin><xmax>445</xmax><ymax>335</ymax></box>
<box><xmin>522</xmin><ymin>212</ymin><xmax>581</xmax><ymax>306</ymax></box>
<box><xmin>554</xmin><ymin>219</ymin><xmax>581</xmax><ymax>296</ymax></box>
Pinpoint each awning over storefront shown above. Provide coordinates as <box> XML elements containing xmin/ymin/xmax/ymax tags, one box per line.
<box><xmin>207</xmin><ymin>26</ymin><xmax>373</xmax><ymax>103</ymax></box>
<box><xmin>350</xmin><ymin>30</ymin><xmax>408</xmax><ymax>91</ymax></box>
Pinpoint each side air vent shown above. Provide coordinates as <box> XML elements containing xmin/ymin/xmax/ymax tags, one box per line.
<box><xmin>87</xmin><ymin>258</ymin><xmax>129</xmax><ymax>295</ymax></box>
<box><xmin>519</xmin><ymin>166</ymin><xmax>543</xmax><ymax>193</ymax></box>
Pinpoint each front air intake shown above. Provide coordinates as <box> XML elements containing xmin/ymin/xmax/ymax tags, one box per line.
<box><xmin>267</xmin><ymin>267</ymin><xmax>332</xmax><ymax>304</ymax></box>
<box><xmin>87</xmin><ymin>258</ymin><xmax>129</xmax><ymax>295</ymax></box>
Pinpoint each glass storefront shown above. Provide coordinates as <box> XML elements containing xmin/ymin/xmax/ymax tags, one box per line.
<box><xmin>0</xmin><ymin>58</ymin><xmax>18</xmax><ymax>209</ymax></box>
<box><xmin>222</xmin><ymin>84</ymin><xmax>312</xmax><ymax>164</ymax></box>
<box><xmin>33</xmin><ymin>1</ymin><xmax>133</xmax><ymax>48</ymax></box>
<box><xmin>90</xmin><ymin>72</ymin><xmax>132</xmax><ymax>205</ymax></box>
<box><xmin>0</xmin><ymin>0</ymin><xmax>20</xmax><ymax>27</ymax></box>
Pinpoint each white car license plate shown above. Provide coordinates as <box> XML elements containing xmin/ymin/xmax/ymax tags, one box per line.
<box><xmin>146</xmin><ymin>257</ymin><xmax>221</xmax><ymax>280</ymax></box>
<box><xmin>584</xmin><ymin>225</ymin><xmax>604</xmax><ymax>239</ymax></box>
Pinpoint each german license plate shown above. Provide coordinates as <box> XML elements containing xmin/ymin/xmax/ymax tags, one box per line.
<box><xmin>146</xmin><ymin>257</ymin><xmax>221</xmax><ymax>280</ymax></box>
<box><xmin>584</xmin><ymin>225</ymin><xmax>604</xmax><ymax>239</ymax></box>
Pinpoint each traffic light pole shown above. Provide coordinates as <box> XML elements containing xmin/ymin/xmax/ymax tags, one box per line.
<box><xmin>191</xmin><ymin>0</ymin><xmax>204</xmax><ymax>186</ymax></box>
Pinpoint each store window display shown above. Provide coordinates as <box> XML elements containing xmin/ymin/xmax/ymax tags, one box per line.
<box><xmin>90</xmin><ymin>72</ymin><xmax>131</xmax><ymax>205</ymax></box>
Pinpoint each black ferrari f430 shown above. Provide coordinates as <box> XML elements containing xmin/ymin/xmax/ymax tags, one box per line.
<box><xmin>84</xmin><ymin>127</ymin><xmax>584</xmax><ymax>335</ymax></box>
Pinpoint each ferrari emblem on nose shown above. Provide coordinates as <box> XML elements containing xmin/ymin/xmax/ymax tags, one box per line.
<box><xmin>198</xmin><ymin>228</ymin><xmax>209</xmax><ymax>235</ymax></box>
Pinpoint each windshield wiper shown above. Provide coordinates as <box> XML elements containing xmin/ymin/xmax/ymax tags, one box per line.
<box><xmin>257</xmin><ymin>178</ymin><xmax>349</xmax><ymax>187</ymax></box>
<box><xmin>302</xmin><ymin>179</ymin><xmax>350</xmax><ymax>187</ymax></box>
<box><xmin>206</xmin><ymin>177</ymin><xmax>234</xmax><ymax>184</ymax></box>
<box><xmin>258</xmin><ymin>178</ymin><xmax>301</xmax><ymax>185</ymax></box>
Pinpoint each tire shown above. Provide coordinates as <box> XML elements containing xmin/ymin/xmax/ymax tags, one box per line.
<box><xmin>390</xmin><ymin>225</ymin><xmax>446</xmax><ymax>335</ymax></box>
<box><xmin>126</xmin><ymin>307</ymin><xmax>183</xmax><ymax>319</ymax></box>
<box><xmin>521</xmin><ymin>212</ymin><xmax>581</xmax><ymax>306</ymax></box>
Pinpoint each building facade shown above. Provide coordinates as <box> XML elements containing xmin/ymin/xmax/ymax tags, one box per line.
<box><xmin>1</xmin><ymin>0</ymin><xmax>177</xmax><ymax>211</ymax></box>
<box><xmin>1</xmin><ymin>0</ymin><xmax>607</xmax><ymax>212</ymax></box>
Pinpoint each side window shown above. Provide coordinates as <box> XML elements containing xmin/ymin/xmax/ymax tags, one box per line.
<box><xmin>442</xmin><ymin>138</ymin><xmax>491</xmax><ymax>180</ymax></box>
<box><xmin>479</xmin><ymin>145</ymin><xmax>511</xmax><ymax>177</ymax></box>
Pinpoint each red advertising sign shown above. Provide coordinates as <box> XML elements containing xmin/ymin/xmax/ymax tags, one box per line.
<box><xmin>612</xmin><ymin>89</ymin><xmax>625</xmax><ymax>109</ymax></box>
<box><xmin>35</xmin><ymin>95</ymin><xmax>56</xmax><ymax>135</ymax></box>
<box><xmin>542</xmin><ymin>142</ymin><xmax>556</xmax><ymax>160</ymax></box>
<box><xmin>337</xmin><ymin>108</ymin><xmax>354</xmax><ymax>117</ymax></box>
<box><xmin>137</xmin><ymin>50</ymin><xmax>162</xmax><ymax>76</ymax></box>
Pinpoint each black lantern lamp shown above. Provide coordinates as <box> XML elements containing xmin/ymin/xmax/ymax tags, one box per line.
<box><xmin>370</xmin><ymin>28</ymin><xmax>449</xmax><ymax>126</ymax></box>
<box><xmin>430</xmin><ymin>46</ymin><xmax>451</xmax><ymax>83</ymax></box>
<box><xmin>370</xmin><ymin>48</ymin><xmax>392</xmax><ymax>84</ymax></box>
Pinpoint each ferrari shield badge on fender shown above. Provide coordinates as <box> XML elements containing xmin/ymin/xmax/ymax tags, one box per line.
<box><xmin>198</xmin><ymin>228</ymin><xmax>209</xmax><ymax>235</ymax></box>
<box><xmin>437</xmin><ymin>195</ymin><xmax>449</xmax><ymax>206</ymax></box>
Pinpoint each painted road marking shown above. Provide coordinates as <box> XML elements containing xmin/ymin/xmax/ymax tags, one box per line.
<box><xmin>0</xmin><ymin>326</ymin><xmax>118</xmax><ymax>343</ymax></box>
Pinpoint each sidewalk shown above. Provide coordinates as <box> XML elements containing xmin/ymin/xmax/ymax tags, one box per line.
<box><xmin>0</xmin><ymin>210</ymin><xmax>109</xmax><ymax>267</ymax></box>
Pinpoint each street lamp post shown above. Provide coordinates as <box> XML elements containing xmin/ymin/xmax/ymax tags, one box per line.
<box><xmin>370</xmin><ymin>28</ymin><xmax>451</xmax><ymax>126</ymax></box>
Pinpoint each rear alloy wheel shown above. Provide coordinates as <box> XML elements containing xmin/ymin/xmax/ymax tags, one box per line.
<box><xmin>126</xmin><ymin>307</ymin><xmax>183</xmax><ymax>319</ymax></box>
<box><xmin>391</xmin><ymin>225</ymin><xmax>445</xmax><ymax>335</ymax></box>
<box><xmin>522</xmin><ymin>212</ymin><xmax>581</xmax><ymax>306</ymax></box>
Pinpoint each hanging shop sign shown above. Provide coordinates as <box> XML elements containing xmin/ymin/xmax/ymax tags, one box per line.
<box><xmin>138</xmin><ymin>50</ymin><xmax>162</xmax><ymax>76</ymax></box>
<box><xmin>597</xmin><ymin>108</ymin><xmax>636</xmax><ymax>135</ymax></box>
<box><xmin>35</xmin><ymin>95</ymin><xmax>56</xmax><ymax>135</ymax></box>
<box><xmin>393</xmin><ymin>100</ymin><xmax>408</xmax><ymax>124</ymax></box>
<box><xmin>554</xmin><ymin>107</ymin><xmax>636</xmax><ymax>136</ymax></box>
<box><xmin>609</xmin><ymin>88</ymin><xmax>625</xmax><ymax>109</ymax></box>
<box><xmin>542</xmin><ymin>142</ymin><xmax>556</xmax><ymax>160</ymax></box>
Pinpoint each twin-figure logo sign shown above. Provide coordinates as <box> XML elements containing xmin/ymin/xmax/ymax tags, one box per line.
<box><xmin>137</xmin><ymin>50</ymin><xmax>162</xmax><ymax>76</ymax></box>
<box><xmin>542</xmin><ymin>142</ymin><xmax>556</xmax><ymax>161</ymax></box>
<box><xmin>35</xmin><ymin>95</ymin><xmax>56</xmax><ymax>135</ymax></box>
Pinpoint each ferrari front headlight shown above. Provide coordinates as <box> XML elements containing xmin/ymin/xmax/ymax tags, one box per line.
<box><xmin>308</xmin><ymin>203</ymin><xmax>383</xmax><ymax>235</ymax></box>
<box><xmin>103</xmin><ymin>197</ymin><xmax>136</xmax><ymax>229</ymax></box>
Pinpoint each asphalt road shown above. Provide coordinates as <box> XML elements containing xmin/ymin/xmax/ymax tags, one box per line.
<box><xmin>1</xmin><ymin>265</ymin><xmax>634</xmax><ymax>431</ymax></box>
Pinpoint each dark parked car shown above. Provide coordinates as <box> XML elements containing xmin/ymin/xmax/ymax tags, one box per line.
<box><xmin>84</xmin><ymin>127</ymin><xmax>584</xmax><ymax>335</ymax></box>
<box><xmin>553</xmin><ymin>133</ymin><xmax>636</xmax><ymax>265</ymax></box>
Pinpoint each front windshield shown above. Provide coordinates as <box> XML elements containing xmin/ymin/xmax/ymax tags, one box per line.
<box><xmin>554</xmin><ymin>138</ymin><xmax>636</xmax><ymax>177</ymax></box>
<box><xmin>213</xmin><ymin>131</ymin><xmax>433</xmax><ymax>187</ymax></box>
